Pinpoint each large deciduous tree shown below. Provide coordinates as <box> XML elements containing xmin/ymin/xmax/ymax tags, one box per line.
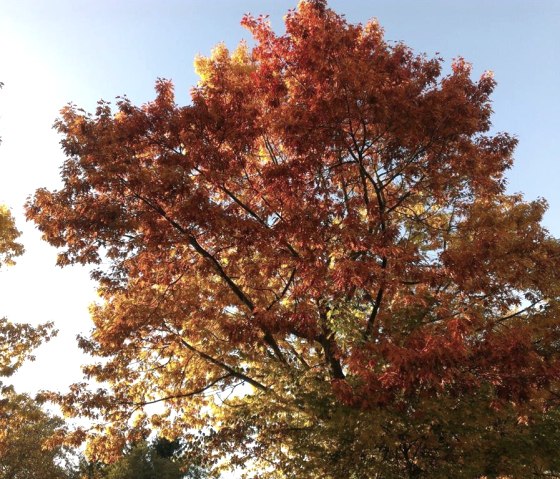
<box><xmin>27</xmin><ymin>1</ymin><xmax>560</xmax><ymax>477</ymax></box>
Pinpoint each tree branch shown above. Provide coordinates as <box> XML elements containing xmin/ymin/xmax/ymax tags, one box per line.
<box><xmin>128</xmin><ymin>373</ymin><xmax>233</xmax><ymax>408</ymax></box>
<box><xmin>364</xmin><ymin>279</ymin><xmax>385</xmax><ymax>339</ymax></box>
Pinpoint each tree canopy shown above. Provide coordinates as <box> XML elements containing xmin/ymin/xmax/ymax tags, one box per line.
<box><xmin>27</xmin><ymin>1</ymin><xmax>560</xmax><ymax>477</ymax></box>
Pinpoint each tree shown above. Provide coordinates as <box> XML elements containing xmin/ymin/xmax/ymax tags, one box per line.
<box><xmin>105</xmin><ymin>438</ymin><xmax>207</xmax><ymax>479</ymax></box>
<box><xmin>0</xmin><ymin>227</ymin><xmax>61</xmax><ymax>477</ymax></box>
<box><xmin>1</xmin><ymin>167</ymin><xmax>55</xmax><ymax>433</ymax></box>
<box><xmin>73</xmin><ymin>438</ymin><xmax>209</xmax><ymax>479</ymax></box>
<box><xmin>0</xmin><ymin>89</ymin><xmax>54</xmax><ymax>388</ymax></box>
<box><xmin>27</xmin><ymin>1</ymin><xmax>560</xmax><ymax>477</ymax></box>
<box><xmin>0</xmin><ymin>205</ymin><xmax>46</xmax><ymax>387</ymax></box>
<box><xmin>1</xmin><ymin>83</ymin><xmax>61</xmax><ymax>478</ymax></box>
<box><xmin>0</xmin><ymin>321</ymin><xmax>61</xmax><ymax>479</ymax></box>
<box><xmin>0</xmin><ymin>391</ymin><xmax>73</xmax><ymax>479</ymax></box>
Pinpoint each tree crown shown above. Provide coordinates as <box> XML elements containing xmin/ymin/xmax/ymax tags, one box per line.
<box><xmin>26</xmin><ymin>2</ymin><xmax>560</xmax><ymax>477</ymax></box>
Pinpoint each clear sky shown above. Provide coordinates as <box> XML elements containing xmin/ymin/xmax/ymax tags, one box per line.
<box><xmin>0</xmin><ymin>0</ymin><xmax>559</xmax><ymax>395</ymax></box>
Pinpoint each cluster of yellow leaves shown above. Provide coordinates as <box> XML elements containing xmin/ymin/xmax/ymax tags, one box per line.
<box><xmin>0</xmin><ymin>205</ymin><xmax>23</xmax><ymax>267</ymax></box>
<box><xmin>0</xmin><ymin>318</ymin><xmax>56</xmax><ymax>380</ymax></box>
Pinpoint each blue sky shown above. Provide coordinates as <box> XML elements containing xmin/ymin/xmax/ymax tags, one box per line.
<box><xmin>1</xmin><ymin>0</ymin><xmax>559</xmax><ymax>394</ymax></box>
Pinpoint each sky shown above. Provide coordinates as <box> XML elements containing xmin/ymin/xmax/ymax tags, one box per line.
<box><xmin>0</xmin><ymin>0</ymin><xmax>559</xmax><ymax>397</ymax></box>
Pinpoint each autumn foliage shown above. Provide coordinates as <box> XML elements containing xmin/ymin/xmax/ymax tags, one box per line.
<box><xmin>0</xmin><ymin>206</ymin><xmax>60</xmax><ymax>474</ymax></box>
<box><xmin>0</xmin><ymin>206</ymin><xmax>24</xmax><ymax>267</ymax></box>
<box><xmin>27</xmin><ymin>1</ymin><xmax>560</xmax><ymax>477</ymax></box>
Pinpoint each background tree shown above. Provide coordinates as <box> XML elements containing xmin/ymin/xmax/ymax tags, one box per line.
<box><xmin>1</xmin><ymin>80</ymin><xmax>62</xmax><ymax>478</ymax></box>
<box><xmin>0</xmin><ymin>203</ymin><xmax>52</xmax><ymax>392</ymax></box>
<box><xmin>73</xmin><ymin>438</ymin><xmax>209</xmax><ymax>479</ymax></box>
<box><xmin>105</xmin><ymin>438</ymin><xmax>207</xmax><ymax>479</ymax></box>
<box><xmin>0</xmin><ymin>391</ymin><xmax>73</xmax><ymax>479</ymax></box>
<box><xmin>27</xmin><ymin>1</ymin><xmax>560</xmax><ymax>477</ymax></box>
<box><xmin>0</xmin><ymin>84</ymin><xmax>54</xmax><ymax>389</ymax></box>
<box><xmin>0</xmin><ymin>213</ymin><xmax>68</xmax><ymax>477</ymax></box>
